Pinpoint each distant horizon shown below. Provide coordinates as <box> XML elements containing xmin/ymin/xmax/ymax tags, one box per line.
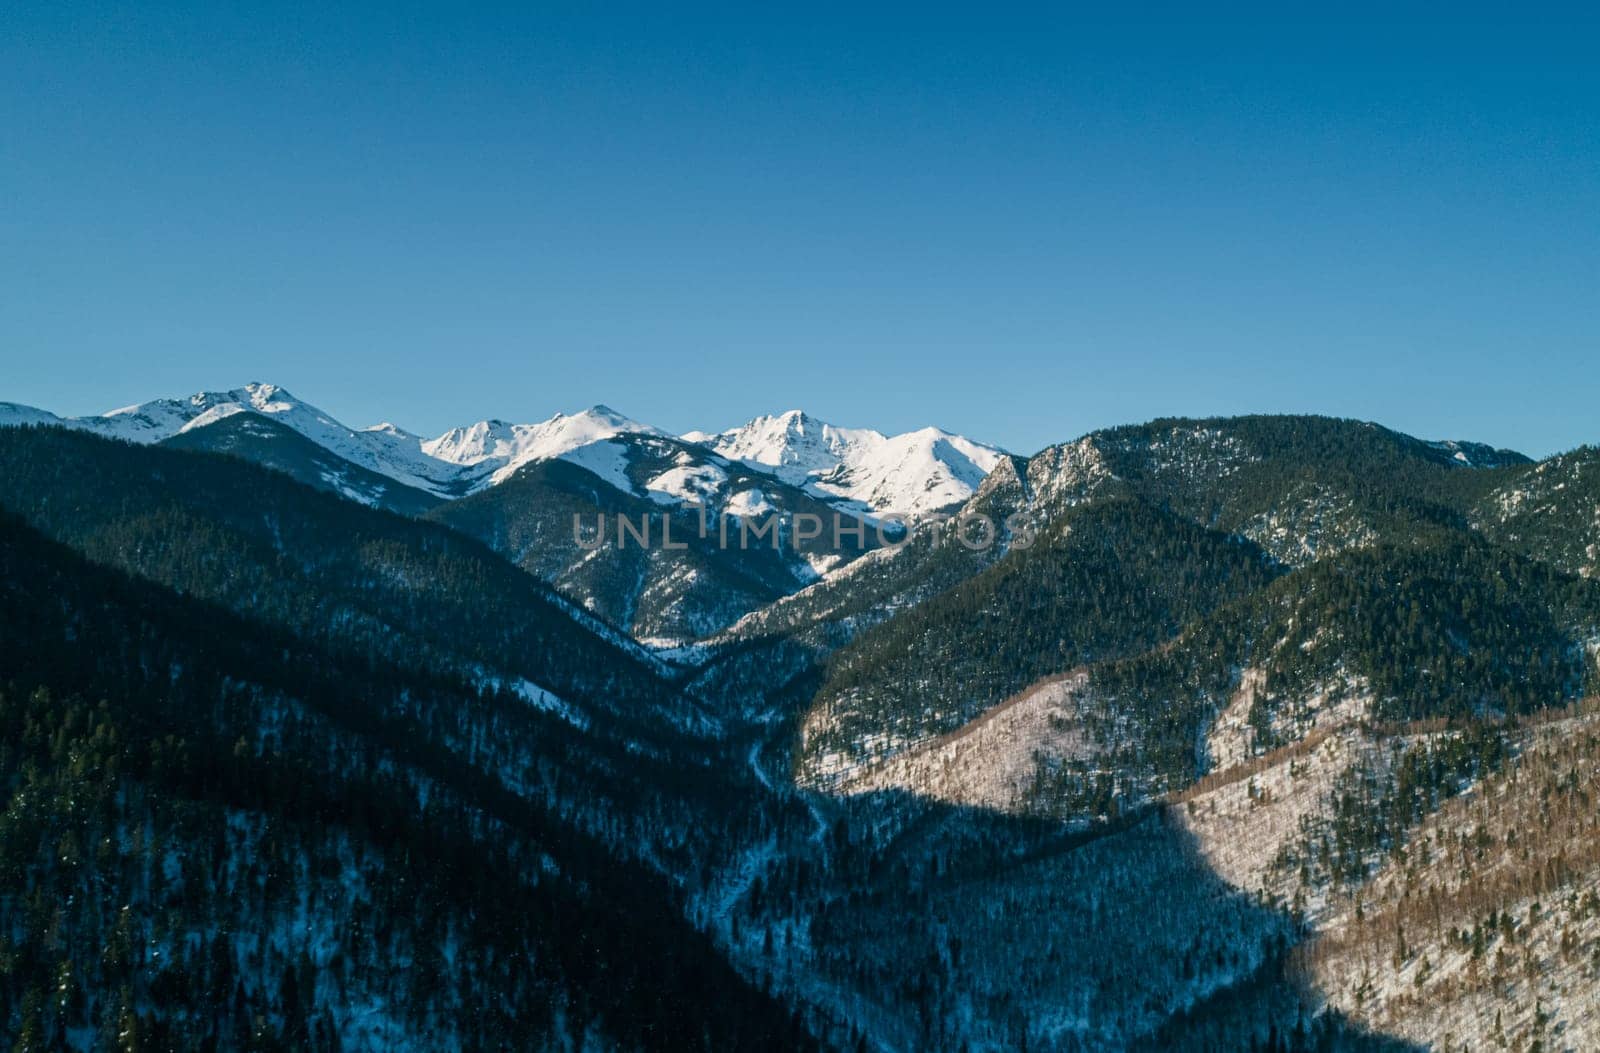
<box><xmin>1</xmin><ymin>375</ymin><xmax>1581</xmax><ymax>462</ymax></box>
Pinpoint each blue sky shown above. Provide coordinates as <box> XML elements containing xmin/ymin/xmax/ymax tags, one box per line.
<box><xmin>3</xmin><ymin>3</ymin><xmax>1596</xmax><ymax>456</ymax></box>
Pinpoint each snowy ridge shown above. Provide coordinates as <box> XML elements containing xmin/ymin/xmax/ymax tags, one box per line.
<box><xmin>0</xmin><ymin>384</ymin><xmax>668</xmax><ymax>500</ymax></box>
<box><xmin>686</xmin><ymin>409</ymin><xmax>1007</xmax><ymax>517</ymax></box>
<box><xmin>0</xmin><ymin>403</ymin><xmax>64</xmax><ymax>429</ymax></box>
<box><xmin>1424</xmin><ymin>438</ymin><xmax>1529</xmax><ymax>469</ymax></box>
<box><xmin>0</xmin><ymin>383</ymin><xmax>470</xmax><ymax>496</ymax></box>
<box><xmin>422</xmin><ymin>405</ymin><xmax>663</xmax><ymax>487</ymax></box>
<box><xmin>2</xmin><ymin>385</ymin><xmax>1008</xmax><ymax>520</ymax></box>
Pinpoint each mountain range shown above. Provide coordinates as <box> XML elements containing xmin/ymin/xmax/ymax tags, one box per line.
<box><xmin>0</xmin><ymin>383</ymin><xmax>1004</xmax><ymax>518</ymax></box>
<box><xmin>2</xmin><ymin>386</ymin><xmax>1598</xmax><ymax>1051</ymax></box>
<box><xmin>0</xmin><ymin>384</ymin><xmax>1006</xmax><ymax>643</ymax></box>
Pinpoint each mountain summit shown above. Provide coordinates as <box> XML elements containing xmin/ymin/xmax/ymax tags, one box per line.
<box><xmin>685</xmin><ymin>410</ymin><xmax>1007</xmax><ymax>517</ymax></box>
<box><xmin>422</xmin><ymin>405</ymin><xmax>662</xmax><ymax>487</ymax></box>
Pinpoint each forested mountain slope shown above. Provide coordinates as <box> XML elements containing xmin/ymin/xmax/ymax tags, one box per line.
<box><xmin>162</xmin><ymin>411</ymin><xmax>445</xmax><ymax>517</ymax></box>
<box><xmin>1018</xmin><ymin>416</ymin><xmax>1527</xmax><ymax>565</ymax></box>
<box><xmin>803</xmin><ymin>525</ymin><xmax>1600</xmax><ymax>820</ymax></box>
<box><xmin>736</xmin><ymin>418</ymin><xmax>1600</xmax><ymax>1051</ymax></box>
<box><xmin>1303</xmin><ymin>703</ymin><xmax>1600</xmax><ymax>1050</ymax></box>
<box><xmin>799</xmin><ymin>498</ymin><xmax>1281</xmax><ymax>785</ymax></box>
<box><xmin>0</xmin><ymin>425</ymin><xmax>694</xmax><ymax>735</ymax></box>
<box><xmin>1470</xmin><ymin>445</ymin><xmax>1600</xmax><ymax>578</ymax></box>
<box><xmin>0</xmin><ymin>427</ymin><xmax>829</xmax><ymax>913</ymax></box>
<box><xmin>702</xmin><ymin>414</ymin><xmax>1533</xmax><ymax>681</ymax></box>
<box><xmin>0</xmin><ymin>513</ymin><xmax>812</xmax><ymax>1051</ymax></box>
<box><xmin>765</xmin><ymin>417</ymin><xmax>1588</xmax><ymax>804</ymax></box>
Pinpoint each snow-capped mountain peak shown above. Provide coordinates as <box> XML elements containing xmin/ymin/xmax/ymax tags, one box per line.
<box><xmin>691</xmin><ymin>412</ymin><xmax>878</xmax><ymax>481</ymax></box>
<box><xmin>686</xmin><ymin>412</ymin><xmax>1006</xmax><ymax>517</ymax></box>
<box><xmin>27</xmin><ymin>382</ymin><xmax>314</xmax><ymax>444</ymax></box>
<box><xmin>422</xmin><ymin>404</ymin><xmax>661</xmax><ymax>486</ymax></box>
<box><xmin>81</xmin><ymin>381</ymin><xmax>298</xmax><ymax>443</ymax></box>
<box><xmin>363</xmin><ymin>421</ymin><xmax>420</xmax><ymax>440</ymax></box>
<box><xmin>423</xmin><ymin>419</ymin><xmax>529</xmax><ymax>466</ymax></box>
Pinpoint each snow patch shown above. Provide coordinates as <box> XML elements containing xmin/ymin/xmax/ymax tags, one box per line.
<box><xmin>724</xmin><ymin>487</ymin><xmax>775</xmax><ymax>518</ymax></box>
<box><xmin>560</xmin><ymin>437</ymin><xmax>637</xmax><ymax>494</ymax></box>
<box><xmin>645</xmin><ymin>461</ymin><xmax>727</xmax><ymax>504</ymax></box>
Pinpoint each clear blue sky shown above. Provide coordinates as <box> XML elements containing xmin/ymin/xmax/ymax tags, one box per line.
<box><xmin>3</xmin><ymin>3</ymin><xmax>1596</xmax><ymax>456</ymax></box>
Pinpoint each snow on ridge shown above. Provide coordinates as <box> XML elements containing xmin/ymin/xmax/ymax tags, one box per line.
<box><xmin>2</xmin><ymin>384</ymin><xmax>1007</xmax><ymax>518</ymax></box>
<box><xmin>7</xmin><ymin>382</ymin><xmax>309</xmax><ymax>445</ymax></box>
<box><xmin>560</xmin><ymin>437</ymin><xmax>638</xmax><ymax>495</ymax></box>
<box><xmin>0</xmin><ymin>384</ymin><xmax>669</xmax><ymax>499</ymax></box>
<box><xmin>1424</xmin><ymin>438</ymin><xmax>1528</xmax><ymax>469</ymax></box>
<box><xmin>724</xmin><ymin>488</ymin><xmax>774</xmax><ymax>518</ymax></box>
<box><xmin>699</xmin><ymin>410</ymin><xmax>881</xmax><ymax>476</ymax></box>
<box><xmin>685</xmin><ymin>410</ymin><xmax>1007</xmax><ymax>517</ymax></box>
<box><xmin>178</xmin><ymin>403</ymin><xmax>249</xmax><ymax>433</ymax></box>
<box><xmin>424</xmin><ymin>405</ymin><xmax>664</xmax><ymax>487</ymax></box>
<box><xmin>644</xmin><ymin>460</ymin><xmax>727</xmax><ymax>505</ymax></box>
<box><xmin>0</xmin><ymin>403</ymin><xmax>66</xmax><ymax>428</ymax></box>
<box><xmin>0</xmin><ymin>382</ymin><xmax>468</xmax><ymax>496</ymax></box>
<box><xmin>362</xmin><ymin>421</ymin><xmax>420</xmax><ymax>440</ymax></box>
